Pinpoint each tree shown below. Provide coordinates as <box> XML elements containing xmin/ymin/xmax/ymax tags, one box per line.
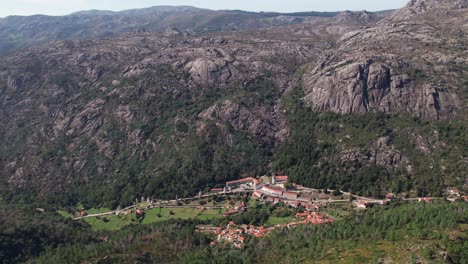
<box><xmin>332</xmin><ymin>189</ymin><xmax>342</xmax><ymax>196</ymax></box>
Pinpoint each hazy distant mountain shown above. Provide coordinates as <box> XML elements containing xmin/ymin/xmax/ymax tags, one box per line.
<box><xmin>0</xmin><ymin>6</ymin><xmax>342</xmax><ymax>54</ymax></box>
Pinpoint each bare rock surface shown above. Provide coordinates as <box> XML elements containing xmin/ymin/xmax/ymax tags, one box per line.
<box><xmin>340</xmin><ymin>136</ymin><xmax>405</xmax><ymax>168</ymax></box>
<box><xmin>302</xmin><ymin>1</ymin><xmax>467</xmax><ymax>120</ymax></box>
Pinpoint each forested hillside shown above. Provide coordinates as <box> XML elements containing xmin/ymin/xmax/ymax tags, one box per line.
<box><xmin>0</xmin><ymin>1</ymin><xmax>467</xmax><ymax>209</ymax></box>
<box><xmin>2</xmin><ymin>201</ymin><xmax>464</xmax><ymax>263</ymax></box>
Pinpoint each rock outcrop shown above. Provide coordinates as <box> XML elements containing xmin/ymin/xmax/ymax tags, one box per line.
<box><xmin>389</xmin><ymin>0</ymin><xmax>468</xmax><ymax>20</ymax></box>
<box><xmin>302</xmin><ymin>0</ymin><xmax>467</xmax><ymax>120</ymax></box>
<box><xmin>184</xmin><ymin>48</ymin><xmax>238</xmax><ymax>86</ymax></box>
<box><xmin>335</xmin><ymin>10</ymin><xmax>381</xmax><ymax>24</ymax></box>
<box><xmin>198</xmin><ymin>100</ymin><xmax>289</xmax><ymax>145</ymax></box>
<box><xmin>303</xmin><ymin>57</ymin><xmax>460</xmax><ymax>120</ymax></box>
<box><xmin>340</xmin><ymin>136</ymin><xmax>405</xmax><ymax>167</ymax></box>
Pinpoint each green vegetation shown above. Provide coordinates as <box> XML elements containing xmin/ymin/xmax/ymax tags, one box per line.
<box><xmin>268</xmin><ymin>216</ymin><xmax>295</xmax><ymax>225</ymax></box>
<box><xmin>26</xmin><ymin>201</ymin><xmax>467</xmax><ymax>264</ymax></box>
<box><xmin>273</xmin><ymin>86</ymin><xmax>467</xmax><ymax>198</ymax></box>
<box><xmin>79</xmin><ymin>207</ymin><xmax>225</xmax><ymax>231</ymax></box>
<box><xmin>0</xmin><ymin>204</ymin><xmax>96</xmax><ymax>263</ymax></box>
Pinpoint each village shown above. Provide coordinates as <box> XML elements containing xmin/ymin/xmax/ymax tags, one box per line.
<box><xmin>68</xmin><ymin>174</ymin><xmax>467</xmax><ymax>247</ymax></box>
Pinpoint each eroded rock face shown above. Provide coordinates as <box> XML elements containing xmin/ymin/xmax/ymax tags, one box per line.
<box><xmin>303</xmin><ymin>58</ymin><xmax>460</xmax><ymax>119</ymax></box>
<box><xmin>198</xmin><ymin>100</ymin><xmax>289</xmax><ymax>145</ymax></box>
<box><xmin>184</xmin><ymin>48</ymin><xmax>238</xmax><ymax>86</ymax></box>
<box><xmin>340</xmin><ymin>136</ymin><xmax>404</xmax><ymax>167</ymax></box>
<box><xmin>7</xmin><ymin>72</ymin><xmax>40</xmax><ymax>92</ymax></box>
<box><xmin>335</xmin><ymin>10</ymin><xmax>380</xmax><ymax>24</ymax></box>
<box><xmin>302</xmin><ymin>1</ymin><xmax>466</xmax><ymax>120</ymax></box>
<box><xmin>65</xmin><ymin>99</ymin><xmax>105</xmax><ymax>136</ymax></box>
<box><xmin>114</xmin><ymin>105</ymin><xmax>134</xmax><ymax>124</ymax></box>
<box><xmin>390</xmin><ymin>0</ymin><xmax>468</xmax><ymax>20</ymax></box>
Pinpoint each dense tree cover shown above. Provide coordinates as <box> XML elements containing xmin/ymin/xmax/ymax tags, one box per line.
<box><xmin>273</xmin><ymin>87</ymin><xmax>467</xmax><ymax>197</ymax></box>
<box><xmin>0</xmin><ymin>204</ymin><xmax>95</xmax><ymax>263</ymax></box>
<box><xmin>31</xmin><ymin>202</ymin><xmax>467</xmax><ymax>263</ymax></box>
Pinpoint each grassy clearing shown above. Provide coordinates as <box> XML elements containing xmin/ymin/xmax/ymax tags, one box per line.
<box><xmin>68</xmin><ymin>206</ymin><xmax>225</xmax><ymax>231</ymax></box>
<box><xmin>321</xmin><ymin>207</ymin><xmax>351</xmax><ymax>220</ymax></box>
<box><xmin>56</xmin><ymin>210</ymin><xmax>73</xmax><ymax>219</ymax></box>
<box><xmin>197</xmin><ymin>208</ymin><xmax>224</xmax><ymax>221</ymax></box>
<box><xmin>268</xmin><ymin>216</ymin><xmax>295</xmax><ymax>225</ymax></box>
<box><xmin>83</xmin><ymin>213</ymin><xmax>136</xmax><ymax>231</ymax></box>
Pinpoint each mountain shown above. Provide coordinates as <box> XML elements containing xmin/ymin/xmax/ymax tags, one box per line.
<box><xmin>390</xmin><ymin>0</ymin><xmax>468</xmax><ymax>19</ymax></box>
<box><xmin>302</xmin><ymin>3</ymin><xmax>467</xmax><ymax>120</ymax></box>
<box><xmin>0</xmin><ymin>1</ymin><xmax>466</xmax><ymax>208</ymax></box>
<box><xmin>0</xmin><ymin>1</ymin><xmax>468</xmax><ymax>263</ymax></box>
<box><xmin>0</xmin><ymin>6</ymin><xmax>340</xmax><ymax>55</ymax></box>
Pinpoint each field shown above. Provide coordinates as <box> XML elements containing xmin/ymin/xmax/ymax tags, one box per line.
<box><xmin>65</xmin><ymin>206</ymin><xmax>225</xmax><ymax>231</ymax></box>
<box><xmin>59</xmin><ymin>197</ymin><xmax>356</xmax><ymax>231</ymax></box>
<box><xmin>268</xmin><ymin>216</ymin><xmax>295</xmax><ymax>225</ymax></box>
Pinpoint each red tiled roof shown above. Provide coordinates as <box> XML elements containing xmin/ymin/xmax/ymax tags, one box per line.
<box><xmin>283</xmin><ymin>191</ymin><xmax>298</xmax><ymax>198</ymax></box>
<box><xmin>296</xmin><ymin>212</ymin><xmax>309</xmax><ymax>218</ymax></box>
<box><xmin>262</xmin><ymin>185</ymin><xmax>283</xmax><ymax>194</ymax></box>
<box><xmin>224</xmin><ymin>210</ymin><xmax>237</xmax><ymax>216</ymax></box>
<box><xmin>275</xmin><ymin>175</ymin><xmax>289</xmax><ymax>180</ymax></box>
<box><xmin>253</xmin><ymin>190</ymin><xmax>263</xmax><ymax>196</ymax></box>
<box><xmin>236</xmin><ymin>201</ymin><xmax>245</xmax><ymax>207</ymax></box>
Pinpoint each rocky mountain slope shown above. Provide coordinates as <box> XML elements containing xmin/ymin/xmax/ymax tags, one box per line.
<box><xmin>0</xmin><ymin>1</ymin><xmax>466</xmax><ymax>207</ymax></box>
<box><xmin>0</xmin><ymin>6</ymin><xmax>340</xmax><ymax>55</ymax></box>
<box><xmin>302</xmin><ymin>0</ymin><xmax>467</xmax><ymax>120</ymax></box>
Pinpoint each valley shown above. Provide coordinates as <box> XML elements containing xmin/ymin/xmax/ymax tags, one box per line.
<box><xmin>0</xmin><ymin>0</ymin><xmax>467</xmax><ymax>263</ymax></box>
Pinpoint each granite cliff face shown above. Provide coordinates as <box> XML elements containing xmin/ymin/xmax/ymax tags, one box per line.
<box><xmin>302</xmin><ymin>1</ymin><xmax>467</xmax><ymax>120</ymax></box>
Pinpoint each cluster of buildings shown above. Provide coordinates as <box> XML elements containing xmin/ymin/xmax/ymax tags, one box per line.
<box><xmin>248</xmin><ymin>175</ymin><xmax>304</xmax><ymax>203</ymax></box>
<box><xmin>210</xmin><ymin>209</ymin><xmax>335</xmax><ymax>248</ymax></box>
<box><xmin>223</xmin><ymin>201</ymin><xmax>246</xmax><ymax>217</ymax></box>
<box><xmin>212</xmin><ymin>221</ymin><xmax>270</xmax><ymax>248</ymax></box>
<box><xmin>446</xmin><ymin>187</ymin><xmax>468</xmax><ymax>202</ymax></box>
<box><xmin>295</xmin><ymin>211</ymin><xmax>334</xmax><ymax>224</ymax></box>
<box><xmin>210</xmin><ymin>175</ymin><xmax>303</xmax><ymax>207</ymax></box>
<box><xmin>258</xmin><ymin>184</ymin><xmax>298</xmax><ymax>199</ymax></box>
